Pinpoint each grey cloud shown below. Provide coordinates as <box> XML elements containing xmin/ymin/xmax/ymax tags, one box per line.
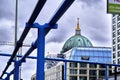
<box><xmin>46</xmin><ymin>28</ymin><xmax>68</xmax><ymax>43</ymax></box>
<box><xmin>77</xmin><ymin>0</ymin><xmax>104</xmax><ymax>10</ymax></box>
<box><xmin>0</xmin><ymin>0</ymin><xmax>15</xmax><ymax>20</ymax></box>
<box><xmin>78</xmin><ymin>0</ymin><xmax>101</xmax><ymax>6</ymax></box>
<box><xmin>0</xmin><ymin>26</ymin><xmax>14</xmax><ymax>42</ymax></box>
<box><xmin>83</xmin><ymin>16</ymin><xmax>112</xmax><ymax>46</ymax></box>
<box><xmin>46</xmin><ymin>17</ymin><xmax>76</xmax><ymax>43</ymax></box>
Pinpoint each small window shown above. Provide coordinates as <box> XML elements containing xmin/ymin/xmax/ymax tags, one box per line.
<box><xmin>118</xmin><ymin>37</ymin><xmax>120</xmax><ymax>42</ymax></box>
<box><xmin>113</xmin><ymin>53</ymin><xmax>116</xmax><ymax>58</ymax></box>
<box><xmin>113</xmin><ymin>32</ymin><xmax>116</xmax><ymax>38</ymax></box>
<box><xmin>70</xmin><ymin>69</ymin><xmax>77</xmax><ymax>74</ymax></box>
<box><xmin>118</xmin><ymin>58</ymin><xmax>120</xmax><ymax>64</ymax></box>
<box><xmin>70</xmin><ymin>76</ymin><xmax>77</xmax><ymax>80</ymax></box>
<box><xmin>118</xmin><ymin>29</ymin><xmax>120</xmax><ymax>35</ymax></box>
<box><xmin>79</xmin><ymin>70</ymin><xmax>87</xmax><ymax>74</ymax></box>
<box><xmin>112</xmin><ymin>18</ymin><xmax>116</xmax><ymax>24</ymax></box>
<box><xmin>113</xmin><ymin>25</ymin><xmax>116</xmax><ymax>31</ymax></box>
<box><xmin>113</xmin><ymin>60</ymin><xmax>116</xmax><ymax>64</ymax></box>
<box><xmin>118</xmin><ymin>51</ymin><xmax>120</xmax><ymax>57</ymax></box>
<box><xmin>113</xmin><ymin>39</ymin><xmax>116</xmax><ymax>44</ymax></box>
<box><xmin>89</xmin><ymin>70</ymin><xmax>96</xmax><ymax>76</ymax></box>
<box><xmin>70</xmin><ymin>62</ymin><xmax>77</xmax><ymax>68</ymax></box>
<box><xmin>118</xmin><ymin>44</ymin><xmax>120</xmax><ymax>50</ymax></box>
<box><xmin>113</xmin><ymin>46</ymin><xmax>115</xmax><ymax>52</ymax></box>
<box><xmin>80</xmin><ymin>63</ymin><xmax>87</xmax><ymax>68</ymax></box>
<box><xmin>78</xmin><ymin>39</ymin><xmax>80</xmax><ymax>41</ymax></box>
<box><xmin>89</xmin><ymin>64</ymin><xmax>97</xmax><ymax>68</ymax></box>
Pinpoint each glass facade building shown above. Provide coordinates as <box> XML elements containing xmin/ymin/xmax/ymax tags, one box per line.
<box><xmin>68</xmin><ymin>47</ymin><xmax>111</xmax><ymax>63</ymax></box>
<box><xmin>112</xmin><ymin>14</ymin><xmax>120</xmax><ymax>72</ymax></box>
<box><xmin>44</xmin><ymin>47</ymin><xmax>112</xmax><ymax>80</ymax></box>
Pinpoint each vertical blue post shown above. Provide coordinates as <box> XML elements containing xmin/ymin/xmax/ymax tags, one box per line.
<box><xmin>36</xmin><ymin>27</ymin><xmax>45</xmax><ymax>80</ymax></box>
<box><xmin>64</xmin><ymin>61</ymin><xmax>67</xmax><ymax>80</ymax></box>
<box><xmin>105</xmin><ymin>65</ymin><xmax>108</xmax><ymax>80</ymax></box>
<box><xmin>14</xmin><ymin>61</ymin><xmax>19</xmax><ymax>80</ymax></box>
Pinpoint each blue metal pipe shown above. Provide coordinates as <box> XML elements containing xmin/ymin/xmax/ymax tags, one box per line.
<box><xmin>64</xmin><ymin>61</ymin><xmax>67</xmax><ymax>80</ymax></box>
<box><xmin>36</xmin><ymin>27</ymin><xmax>45</xmax><ymax>80</ymax></box>
<box><xmin>45</xmin><ymin>58</ymin><xmax>120</xmax><ymax>67</ymax></box>
<box><xmin>14</xmin><ymin>61</ymin><xmax>19</xmax><ymax>80</ymax></box>
<box><xmin>0</xmin><ymin>53</ymin><xmax>37</xmax><ymax>59</ymax></box>
<box><xmin>105</xmin><ymin>65</ymin><xmax>108</xmax><ymax>80</ymax></box>
<box><xmin>0</xmin><ymin>0</ymin><xmax>46</xmax><ymax>78</ymax></box>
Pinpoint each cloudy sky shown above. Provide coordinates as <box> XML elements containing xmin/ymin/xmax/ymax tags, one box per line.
<box><xmin>0</xmin><ymin>0</ymin><xmax>112</xmax><ymax>80</ymax></box>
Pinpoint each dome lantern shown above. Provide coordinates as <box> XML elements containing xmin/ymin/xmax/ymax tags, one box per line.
<box><xmin>75</xmin><ymin>18</ymin><xmax>81</xmax><ymax>35</ymax></box>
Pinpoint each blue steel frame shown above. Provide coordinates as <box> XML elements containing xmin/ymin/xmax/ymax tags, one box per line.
<box><xmin>0</xmin><ymin>0</ymin><xmax>75</xmax><ymax>80</ymax></box>
<box><xmin>0</xmin><ymin>0</ymin><xmax>119</xmax><ymax>80</ymax></box>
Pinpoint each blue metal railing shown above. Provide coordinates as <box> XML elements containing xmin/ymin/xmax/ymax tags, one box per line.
<box><xmin>0</xmin><ymin>0</ymin><xmax>75</xmax><ymax>80</ymax></box>
<box><xmin>0</xmin><ymin>0</ymin><xmax>119</xmax><ymax>80</ymax></box>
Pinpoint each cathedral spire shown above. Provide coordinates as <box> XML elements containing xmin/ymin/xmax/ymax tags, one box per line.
<box><xmin>75</xmin><ymin>18</ymin><xmax>81</xmax><ymax>35</ymax></box>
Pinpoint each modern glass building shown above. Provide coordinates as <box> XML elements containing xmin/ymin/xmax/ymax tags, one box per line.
<box><xmin>67</xmin><ymin>47</ymin><xmax>111</xmax><ymax>63</ymax></box>
<box><xmin>112</xmin><ymin>14</ymin><xmax>120</xmax><ymax>73</ymax></box>
<box><xmin>44</xmin><ymin>47</ymin><xmax>112</xmax><ymax>80</ymax></box>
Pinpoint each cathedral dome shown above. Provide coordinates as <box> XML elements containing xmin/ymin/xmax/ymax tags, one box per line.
<box><xmin>61</xmin><ymin>18</ymin><xmax>93</xmax><ymax>53</ymax></box>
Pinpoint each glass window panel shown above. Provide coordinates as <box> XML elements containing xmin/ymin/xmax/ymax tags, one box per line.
<box><xmin>70</xmin><ymin>69</ymin><xmax>77</xmax><ymax>74</ymax></box>
<box><xmin>118</xmin><ymin>23</ymin><xmax>120</xmax><ymax>28</ymax></box>
<box><xmin>89</xmin><ymin>64</ymin><xmax>97</xmax><ymax>68</ymax></box>
<box><xmin>113</xmin><ymin>46</ymin><xmax>115</xmax><ymax>52</ymax></box>
<box><xmin>117</xmin><ymin>16</ymin><xmax>120</xmax><ymax>21</ymax></box>
<box><xmin>79</xmin><ymin>70</ymin><xmax>87</xmax><ymax>74</ymax></box>
<box><xmin>118</xmin><ymin>44</ymin><xmax>120</xmax><ymax>50</ymax></box>
<box><xmin>113</xmin><ymin>53</ymin><xmax>116</xmax><ymax>58</ymax></box>
<box><xmin>118</xmin><ymin>37</ymin><xmax>120</xmax><ymax>42</ymax></box>
<box><xmin>112</xmin><ymin>18</ymin><xmax>116</xmax><ymax>24</ymax></box>
<box><xmin>118</xmin><ymin>58</ymin><xmax>120</xmax><ymax>64</ymax></box>
<box><xmin>99</xmin><ymin>65</ymin><xmax>105</xmax><ymax>68</ymax></box>
<box><xmin>79</xmin><ymin>76</ymin><xmax>87</xmax><ymax>80</ymax></box>
<box><xmin>118</xmin><ymin>51</ymin><xmax>120</xmax><ymax>57</ymax></box>
<box><xmin>113</xmin><ymin>60</ymin><xmax>116</xmax><ymax>64</ymax></box>
<box><xmin>113</xmin><ymin>25</ymin><xmax>116</xmax><ymax>31</ymax></box>
<box><xmin>118</xmin><ymin>29</ymin><xmax>120</xmax><ymax>35</ymax></box>
<box><xmin>113</xmin><ymin>14</ymin><xmax>116</xmax><ymax>17</ymax></box>
<box><xmin>89</xmin><ymin>70</ymin><xmax>96</xmax><ymax>76</ymax></box>
<box><xmin>70</xmin><ymin>62</ymin><xmax>77</xmax><ymax>68</ymax></box>
<box><xmin>99</xmin><ymin>70</ymin><xmax>105</xmax><ymax>76</ymax></box>
<box><xmin>113</xmin><ymin>32</ymin><xmax>115</xmax><ymax>38</ymax></box>
<box><xmin>70</xmin><ymin>76</ymin><xmax>77</xmax><ymax>80</ymax></box>
<box><xmin>89</xmin><ymin>77</ymin><xmax>96</xmax><ymax>80</ymax></box>
<box><xmin>80</xmin><ymin>63</ymin><xmax>87</xmax><ymax>68</ymax></box>
<box><xmin>113</xmin><ymin>39</ymin><xmax>116</xmax><ymax>44</ymax></box>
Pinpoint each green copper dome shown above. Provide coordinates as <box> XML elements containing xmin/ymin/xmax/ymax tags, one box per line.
<box><xmin>61</xmin><ymin>18</ymin><xmax>93</xmax><ymax>53</ymax></box>
<box><xmin>61</xmin><ymin>35</ymin><xmax>93</xmax><ymax>53</ymax></box>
